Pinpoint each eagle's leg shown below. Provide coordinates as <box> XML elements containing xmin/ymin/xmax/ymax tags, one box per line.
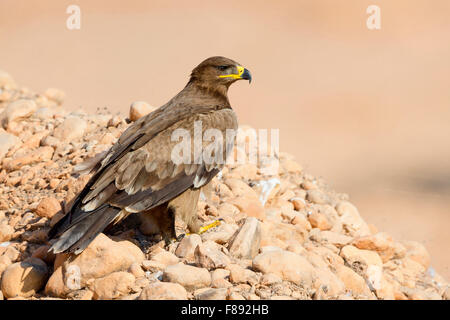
<box><xmin>139</xmin><ymin>204</ymin><xmax>176</xmax><ymax>244</ymax></box>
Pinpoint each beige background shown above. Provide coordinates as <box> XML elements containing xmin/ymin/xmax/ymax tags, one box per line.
<box><xmin>1</xmin><ymin>0</ymin><xmax>449</xmax><ymax>278</ymax></box>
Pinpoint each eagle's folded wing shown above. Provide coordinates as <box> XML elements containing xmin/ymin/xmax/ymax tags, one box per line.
<box><xmin>49</xmin><ymin>106</ymin><xmax>237</xmax><ymax>241</ymax></box>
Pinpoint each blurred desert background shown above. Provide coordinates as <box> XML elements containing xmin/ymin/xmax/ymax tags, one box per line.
<box><xmin>0</xmin><ymin>0</ymin><xmax>449</xmax><ymax>279</ymax></box>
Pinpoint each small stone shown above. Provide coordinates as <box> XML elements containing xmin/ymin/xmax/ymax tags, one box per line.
<box><xmin>44</xmin><ymin>88</ymin><xmax>66</xmax><ymax>105</ymax></box>
<box><xmin>201</xmin><ymin>223</ymin><xmax>238</xmax><ymax>245</ymax></box>
<box><xmin>92</xmin><ymin>271</ymin><xmax>135</xmax><ymax>300</ymax></box>
<box><xmin>0</xmin><ymin>131</ymin><xmax>20</xmax><ymax>159</ymax></box>
<box><xmin>335</xmin><ymin>201</ymin><xmax>371</xmax><ymax>237</ymax></box>
<box><xmin>1</xmin><ymin>258</ymin><xmax>48</xmax><ymax>298</ymax></box>
<box><xmin>3</xmin><ymin>146</ymin><xmax>54</xmax><ymax>171</ymax></box>
<box><xmin>45</xmin><ymin>234</ymin><xmax>144</xmax><ymax>297</ymax></box>
<box><xmin>352</xmin><ymin>232</ymin><xmax>396</xmax><ymax>263</ymax></box>
<box><xmin>129</xmin><ymin>101</ymin><xmax>156</xmax><ymax>121</ymax></box>
<box><xmin>308</xmin><ymin>212</ymin><xmax>331</xmax><ymax>231</ymax></box>
<box><xmin>228</xmin><ymin>217</ymin><xmax>261</xmax><ymax>259</ymax></box>
<box><xmin>252</xmin><ymin>250</ymin><xmax>316</xmax><ymax>286</ymax></box>
<box><xmin>401</xmin><ymin>240</ymin><xmax>431</xmax><ymax>269</ymax></box>
<box><xmin>310</xmin><ymin>230</ymin><xmax>352</xmax><ymax>248</ymax></box>
<box><xmin>334</xmin><ymin>264</ymin><xmax>372</xmax><ymax>297</ymax></box>
<box><xmin>142</xmin><ymin>260</ymin><xmax>166</xmax><ymax>273</ymax></box>
<box><xmin>211</xmin><ymin>269</ymin><xmax>232</xmax><ymax>288</ymax></box>
<box><xmin>33</xmin><ymin>107</ymin><xmax>54</xmax><ymax>120</ymax></box>
<box><xmin>31</xmin><ymin>245</ymin><xmax>56</xmax><ymax>265</ymax></box>
<box><xmin>195</xmin><ymin>288</ymin><xmax>227</xmax><ymax>300</ymax></box>
<box><xmin>306</xmin><ymin>190</ymin><xmax>331</xmax><ymax>205</ymax></box>
<box><xmin>0</xmin><ymin>224</ymin><xmax>14</xmax><ymax>242</ymax></box>
<box><xmin>175</xmin><ymin>234</ymin><xmax>202</xmax><ymax>260</ymax></box>
<box><xmin>53</xmin><ymin>116</ymin><xmax>87</xmax><ymax>142</ymax></box>
<box><xmin>1</xmin><ymin>99</ymin><xmax>37</xmax><ymax>128</ymax></box>
<box><xmin>194</xmin><ymin>241</ymin><xmax>230</xmax><ymax>270</ymax></box>
<box><xmin>163</xmin><ymin>263</ymin><xmax>211</xmax><ymax>290</ymax></box>
<box><xmin>260</xmin><ymin>273</ymin><xmax>282</xmax><ymax>286</ymax></box>
<box><xmin>139</xmin><ymin>281</ymin><xmax>187</xmax><ymax>300</ymax></box>
<box><xmin>150</xmin><ymin>250</ymin><xmax>180</xmax><ymax>268</ymax></box>
<box><xmin>34</xmin><ymin>197</ymin><xmax>62</xmax><ymax>219</ymax></box>
<box><xmin>228</xmin><ymin>292</ymin><xmax>245</xmax><ymax>300</ymax></box>
<box><xmin>228</xmin><ymin>264</ymin><xmax>259</xmax><ymax>285</ymax></box>
<box><xmin>230</xmin><ymin>197</ymin><xmax>266</xmax><ymax>220</ymax></box>
<box><xmin>22</xmin><ymin>131</ymin><xmax>49</xmax><ymax>149</ymax></box>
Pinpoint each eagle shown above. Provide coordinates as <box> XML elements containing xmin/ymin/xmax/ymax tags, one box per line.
<box><xmin>48</xmin><ymin>56</ymin><xmax>252</xmax><ymax>254</ymax></box>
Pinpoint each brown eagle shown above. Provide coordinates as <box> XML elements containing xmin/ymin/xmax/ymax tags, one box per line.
<box><xmin>48</xmin><ymin>56</ymin><xmax>252</xmax><ymax>254</ymax></box>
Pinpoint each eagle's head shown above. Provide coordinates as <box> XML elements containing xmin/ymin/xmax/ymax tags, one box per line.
<box><xmin>189</xmin><ymin>56</ymin><xmax>252</xmax><ymax>87</ymax></box>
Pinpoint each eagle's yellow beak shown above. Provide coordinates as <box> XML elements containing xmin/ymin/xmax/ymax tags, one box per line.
<box><xmin>219</xmin><ymin>66</ymin><xmax>252</xmax><ymax>83</ymax></box>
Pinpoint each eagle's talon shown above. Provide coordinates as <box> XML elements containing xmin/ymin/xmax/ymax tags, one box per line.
<box><xmin>198</xmin><ymin>219</ymin><xmax>222</xmax><ymax>234</ymax></box>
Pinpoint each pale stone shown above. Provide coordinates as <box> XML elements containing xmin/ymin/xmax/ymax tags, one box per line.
<box><xmin>228</xmin><ymin>217</ymin><xmax>261</xmax><ymax>259</ymax></box>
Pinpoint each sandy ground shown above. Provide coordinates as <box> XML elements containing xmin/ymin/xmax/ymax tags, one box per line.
<box><xmin>1</xmin><ymin>0</ymin><xmax>449</xmax><ymax>278</ymax></box>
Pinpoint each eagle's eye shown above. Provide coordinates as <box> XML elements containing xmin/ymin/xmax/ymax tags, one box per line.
<box><xmin>216</xmin><ymin>65</ymin><xmax>229</xmax><ymax>71</ymax></box>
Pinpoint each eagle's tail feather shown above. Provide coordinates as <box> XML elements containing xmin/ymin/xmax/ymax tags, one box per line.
<box><xmin>49</xmin><ymin>205</ymin><xmax>121</xmax><ymax>254</ymax></box>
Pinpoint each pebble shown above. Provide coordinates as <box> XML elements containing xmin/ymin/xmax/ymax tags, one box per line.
<box><xmin>1</xmin><ymin>258</ymin><xmax>48</xmax><ymax>298</ymax></box>
<box><xmin>162</xmin><ymin>263</ymin><xmax>211</xmax><ymax>290</ymax></box>
<box><xmin>129</xmin><ymin>101</ymin><xmax>156</xmax><ymax>121</ymax></box>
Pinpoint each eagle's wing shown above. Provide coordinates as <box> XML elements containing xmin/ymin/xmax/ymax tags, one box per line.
<box><xmin>49</xmin><ymin>105</ymin><xmax>237</xmax><ymax>253</ymax></box>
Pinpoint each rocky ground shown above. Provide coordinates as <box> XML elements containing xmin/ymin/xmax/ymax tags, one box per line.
<box><xmin>0</xmin><ymin>70</ymin><xmax>448</xmax><ymax>300</ymax></box>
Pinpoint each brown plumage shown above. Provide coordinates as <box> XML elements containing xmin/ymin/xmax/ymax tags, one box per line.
<box><xmin>48</xmin><ymin>56</ymin><xmax>252</xmax><ymax>254</ymax></box>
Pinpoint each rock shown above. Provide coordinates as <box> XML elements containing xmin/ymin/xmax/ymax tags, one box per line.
<box><xmin>252</xmin><ymin>250</ymin><xmax>316</xmax><ymax>286</ymax></box>
<box><xmin>228</xmin><ymin>292</ymin><xmax>246</xmax><ymax>300</ymax></box>
<box><xmin>175</xmin><ymin>234</ymin><xmax>202</xmax><ymax>260</ymax></box>
<box><xmin>92</xmin><ymin>271</ymin><xmax>135</xmax><ymax>300</ymax></box>
<box><xmin>31</xmin><ymin>245</ymin><xmax>56</xmax><ymax>265</ymax></box>
<box><xmin>224</xmin><ymin>178</ymin><xmax>259</xmax><ymax>199</ymax></box>
<box><xmin>311</xmin><ymin>230</ymin><xmax>352</xmax><ymax>248</ymax></box>
<box><xmin>260</xmin><ymin>220</ymin><xmax>307</xmax><ymax>249</ymax></box>
<box><xmin>335</xmin><ymin>201</ymin><xmax>371</xmax><ymax>237</ymax></box>
<box><xmin>313</xmin><ymin>267</ymin><xmax>346</xmax><ymax>298</ymax></box>
<box><xmin>1</xmin><ymin>258</ymin><xmax>48</xmax><ymax>298</ymax></box>
<box><xmin>306</xmin><ymin>190</ymin><xmax>331</xmax><ymax>205</ymax></box>
<box><xmin>230</xmin><ymin>197</ymin><xmax>266</xmax><ymax>220</ymax></box>
<box><xmin>128</xmin><ymin>263</ymin><xmax>145</xmax><ymax>278</ymax></box>
<box><xmin>4</xmin><ymin>146</ymin><xmax>54</xmax><ymax>171</ymax></box>
<box><xmin>201</xmin><ymin>223</ymin><xmax>238</xmax><ymax>244</ymax></box>
<box><xmin>44</xmin><ymin>88</ymin><xmax>65</xmax><ymax>105</ymax></box>
<box><xmin>45</xmin><ymin>233</ymin><xmax>144</xmax><ymax>297</ymax></box>
<box><xmin>194</xmin><ymin>241</ymin><xmax>230</xmax><ymax>270</ymax></box>
<box><xmin>138</xmin><ymin>281</ymin><xmax>187</xmax><ymax>300</ymax></box>
<box><xmin>150</xmin><ymin>250</ymin><xmax>180</xmax><ymax>268</ymax></box>
<box><xmin>352</xmin><ymin>232</ymin><xmax>396</xmax><ymax>263</ymax></box>
<box><xmin>0</xmin><ymin>131</ymin><xmax>20</xmax><ymax>159</ymax></box>
<box><xmin>52</xmin><ymin>116</ymin><xmax>87</xmax><ymax>142</ymax></box>
<box><xmin>162</xmin><ymin>263</ymin><xmax>211</xmax><ymax>290</ymax></box>
<box><xmin>41</xmin><ymin>135</ymin><xmax>60</xmax><ymax>148</ymax></box>
<box><xmin>334</xmin><ymin>264</ymin><xmax>372</xmax><ymax>297</ymax></box>
<box><xmin>228</xmin><ymin>264</ymin><xmax>259</xmax><ymax>285</ymax></box>
<box><xmin>22</xmin><ymin>131</ymin><xmax>49</xmax><ymax>149</ymax></box>
<box><xmin>443</xmin><ymin>286</ymin><xmax>450</xmax><ymax>300</ymax></box>
<box><xmin>32</xmin><ymin>107</ymin><xmax>54</xmax><ymax>120</ymax></box>
<box><xmin>228</xmin><ymin>217</ymin><xmax>261</xmax><ymax>259</ymax></box>
<box><xmin>260</xmin><ymin>273</ymin><xmax>282</xmax><ymax>286</ymax></box>
<box><xmin>195</xmin><ymin>288</ymin><xmax>227</xmax><ymax>300</ymax></box>
<box><xmin>129</xmin><ymin>101</ymin><xmax>155</xmax><ymax>121</ymax></box>
<box><xmin>308</xmin><ymin>212</ymin><xmax>332</xmax><ymax>230</ymax></box>
<box><xmin>211</xmin><ymin>269</ymin><xmax>232</xmax><ymax>288</ymax></box>
<box><xmin>1</xmin><ymin>99</ymin><xmax>37</xmax><ymax>128</ymax></box>
<box><xmin>0</xmin><ymin>224</ymin><xmax>14</xmax><ymax>242</ymax></box>
<box><xmin>340</xmin><ymin>245</ymin><xmax>383</xmax><ymax>290</ymax></box>
<box><xmin>402</xmin><ymin>240</ymin><xmax>431</xmax><ymax>269</ymax></box>
<box><xmin>141</xmin><ymin>260</ymin><xmax>166</xmax><ymax>273</ymax></box>
<box><xmin>34</xmin><ymin>197</ymin><xmax>62</xmax><ymax>219</ymax></box>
